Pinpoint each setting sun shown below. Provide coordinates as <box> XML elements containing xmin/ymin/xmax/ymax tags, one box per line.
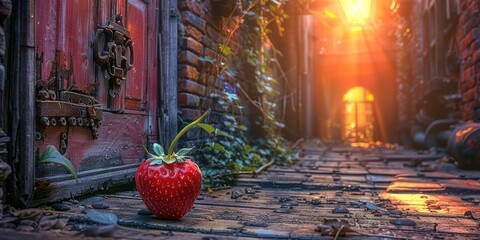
<box><xmin>339</xmin><ymin>0</ymin><xmax>372</xmax><ymax>26</ymax></box>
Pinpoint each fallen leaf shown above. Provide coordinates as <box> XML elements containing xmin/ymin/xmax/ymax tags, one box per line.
<box><xmin>85</xmin><ymin>209</ymin><xmax>118</xmax><ymax>225</ymax></box>
<box><xmin>315</xmin><ymin>219</ymin><xmax>355</xmax><ymax>238</ymax></box>
<box><xmin>11</xmin><ymin>208</ymin><xmax>43</xmax><ymax>222</ymax></box>
<box><xmin>39</xmin><ymin>216</ymin><xmax>67</xmax><ymax>230</ymax></box>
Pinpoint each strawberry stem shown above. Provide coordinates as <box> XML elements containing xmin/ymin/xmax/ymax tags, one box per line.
<box><xmin>166</xmin><ymin>109</ymin><xmax>211</xmax><ymax>160</ymax></box>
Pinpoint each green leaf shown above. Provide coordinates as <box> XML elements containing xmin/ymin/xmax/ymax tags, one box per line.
<box><xmin>149</xmin><ymin>159</ymin><xmax>163</xmax><ymax>165</ymax></box>
<box><xmin>197</xmin><ymin>123</ymin><xmax>215</xmax><ymax>134</ymax></box>
<box><xmin>177</xmin><ymin>147</ymin><xmax>194</xmax><ymax>156</ymax></box>
<box><xmin>85</xmin><ymin>210</ymin><xmax>118</xmax><ymax>225</ymax></box>
<box><xmin>39</xmin><ymin>145</ymin><xmax>77</xmax><ymax>180</ymax></box>
<box><xmin>213</xmin><ymin>143</ymin><xmax>227</xmax><ymax>153</ymax></box>
<box><xmin>153</xmin><ymin>143</ymin><xmax>164</xmax><ymax>156</ymax></box>
<box><xmin>244</xmin><ymin>144</ymin><xmax>251</xmax><ymax>153</ymax></box>
<box><xmin>219</xmin><ymin>44</ymin><xmax>232</xmax><ymax>56</ymax></box>
<box><xmin>214</xmin><ymin>129</ymin><xmax>233</xmax><ymax>139</ymax></box>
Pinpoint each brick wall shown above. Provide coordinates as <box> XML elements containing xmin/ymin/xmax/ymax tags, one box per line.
<box><xmin>177</xmin><ymin>0</ymin><xmax>242</xmax><ymax>145</ymax></box>
<box><xmin>457</xmin><ymin>0</ymin><xmax>480</xmax><ymax>121</ymax></box>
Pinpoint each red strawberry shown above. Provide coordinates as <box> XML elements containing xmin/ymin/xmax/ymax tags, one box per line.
<box><xmin>135</xmin><ymin>110</ymin><xmax>213</xmax><ymax>220</ymax></box>
<box><xmin>135</xmin><ymin>159</ymin><xmax>202</xmax><ymax>220</ymax></box>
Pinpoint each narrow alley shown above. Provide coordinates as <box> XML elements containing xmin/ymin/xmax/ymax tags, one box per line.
<box><xmin>2</xmin><ymin>142</ymin><xmax>480</xmax><ymax>239</ymax></box>
<box><xmin>2</xmin><ymin>0</ymin><xmax>480</xmax><ymax>239</ymax></box>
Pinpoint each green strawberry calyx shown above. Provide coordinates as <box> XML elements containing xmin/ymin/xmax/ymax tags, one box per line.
<box><xmin>144</xmin><ymin>109</ymin><xmax>212</xmax><ymax>165</ymax></box>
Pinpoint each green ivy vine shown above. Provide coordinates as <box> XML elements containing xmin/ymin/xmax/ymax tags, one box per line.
<box><xmin>192</xmin><ymin>0</ymin><xmax>296</xmax><ymax>189</ymax></box>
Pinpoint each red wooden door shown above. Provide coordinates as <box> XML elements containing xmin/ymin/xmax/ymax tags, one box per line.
<box><xmin>34</xmin><ymin>0</ymin><xmax>159</xmax><ymax>203</ymax></box>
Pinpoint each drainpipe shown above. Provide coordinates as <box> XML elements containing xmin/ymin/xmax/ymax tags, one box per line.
<box><xmin>9</xmin><ymin>0</ymin><xmax>35</xmax><ymax>207</ymax></box>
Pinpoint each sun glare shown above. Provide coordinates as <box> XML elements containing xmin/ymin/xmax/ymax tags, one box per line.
<box><xmin>339</xmin><ymin>0</ymin><xmax>372</xmax><ymax>26</ymax></box>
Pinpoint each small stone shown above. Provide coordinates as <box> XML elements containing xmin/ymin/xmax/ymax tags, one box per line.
<box><xmin>51</xmin><ymin>203</ymin><xmax>71</xmax><ymax>211</ymax></box>
<box><xmin>0</xmin><ymin>223</ymin><xmax>16</xmax><ymax>229</ymax></box>
<box><xmin>196</xmin><ymin>196</ymin><xmax>205</xmax><ymax>200</ymax></box>
<box><xmin>366</xmin><ymin>202</ymin><xmax>378</xmax><ymax>211</ymax></box>
<box><xmin>282</xmin><ymin>200</ymin><xmax>299</xmax><ymax>207</ymax></box>
<box><xmin>350</xmin><ymin>201</ymin><xmax>362</xmax><ymax>208</ymax></box>
<box><xmin>138</xmin><ymin>208</ymin><xmax>152</xmax><ymax>216</ymax></box>
<box><xmin>19</xmin><ymin>219</ymin><xmax>38</xmax><ymax>229</ymax></box>
<box><xmin>231</xmin><ymin>190</ymin><xmax>244</xmax><ymax>199</ymax></box>
<box><xmin>464</xmin><ymin>210</ymin><xmax>474</xmax><ymax>219</ymax></box>
<box><xmin>252</xmin><ymin>185</ymin><xmax>262</xmax><ymax>190</ymax></box>
<box><xmin>388</xmin><ymin>210</ymin><xmax>403</xmax><ymax>216</ymax></box>
<box><xmin>243</xmin><ymin>220</ymin><xmax>268</xmax><ymax>227</ymax></box>
<box><xmin>16</xmin><ymin>225</ymin><xmax>35</xmax><ymax>232</ymax></box>
<box><xmin>91</xmin><ymin>202</ymin><xmax>109</xmax><ymax>209</ymax></box>
<box><xmin>273</xmin><ymin>208</ymin><xmax>291</xmax><ymax>214</ymax></box>
<box><xmin>390</xmin><ymin>219</ymin><xmax>416</xmax><ymax>226</ymax></box>
<box><xmin>311</xmin><ymin>199</ymin><xmax>321</xmax><ymax>206</ymax></box>
<box><xmin>332</xmin><ymin>206</ymin><xmax>349</xmax><ymax>214</ymax></box>
<box><xmin>245</xmin><ymin>188</ymin><xmax>255</xmax><ymax>194</ymax></box>
<box><xmin>279</xmin><ymin>197</ymin><xmax>292</xmax><ymax>203</ymax></box>
<box><xmin>79</xmin><ymin>196</ymin><xmax>105</xmax><ymax>205</ymax></box>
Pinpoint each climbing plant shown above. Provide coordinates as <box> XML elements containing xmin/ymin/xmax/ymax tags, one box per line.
<box><xmin>191</xmin><ymin>0</ymin><xmax>296</xmax><ymax>189</ymax></box>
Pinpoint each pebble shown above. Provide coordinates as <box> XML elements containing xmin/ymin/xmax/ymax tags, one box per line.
<box><xmin>243</xmin><ymin>220</ymin><xmax>268</xmax><ymax>227</ymax></box>
<box><xmin>16</xmin><ymin>225</ymin><xmax>35</xmax><ymax>232</ymax></box>
<box><xmin>138</xmin><ymin>208</ymin><xmax>152</xmax><ymax>216</ymax></box>
<box><xmin>311</xmin><ymin>199</ymin><xmax>321</xmax><ymax>206</ymax></box>
<box><xmin>0</xmin><ymin>223</ymin><xmax>16</xmax><ymax>229</ymax></box>
<box><xmin>279</xmin><ymin>197</ymin><xmax>292</xmax><ymax>203</ymax></box>
<box><xmin>252</xmin><ymin>185</ymin><xmax>262</xmax><ymax>190</ymax></box>
<box><xmin>245</xmin><ymin>188</ymin><xmax>255</xmax><ymax>194</ymax></box>
<box><xmin>231</xmin><ymin>190</ymin><xmax>244</xmax><ymax>199</ymax></box>
<box><xmin>196</xmin><ymin>196</ymin><xmax>205</xmax><ymax>200</ymax></box>
<box><xmin>19</xmin><ymin>219</ymin><xmax>39</xmax><ymax>228</ymax></box>
<box><xmin>79</xmin><ymin>196</ymin><xmax>105</xmax><ymax>205</ymax></box>
<box><xmin>388</xmin><ymin>210</ymin><xmax>403</xmax><ymax>217</ymax></box>
<box><xmin>282</xmin><ymin>200</ymin><xmax>299</xmax><ymax>207</ymax></box>
<box><xmin>51</xmin><ymin>203</ymin><xmax>71</xmax><ymax>211</ymax></box>
<box><xmin>332</xmin><ymin>206</ymin><xmax>349</xmax><ymax>214</ymax></box>
<box><xmin>366</xmin><ymin>202</ymin><xmax>378</xmax><ymax>211</ymax></box>
<box><xmin>91</xmin><ymin>202</ymin><xmax>110</xmax><ymax>209</ymax></box>
<box><xmin>273</xmin><ymin>208</ymin><xmax>292</xmax><ymax>214</ymax></box>
<box><xmin>390</xmin><ymin>219</ymin><xmax>416</xmax><ymax>226</ymax></box>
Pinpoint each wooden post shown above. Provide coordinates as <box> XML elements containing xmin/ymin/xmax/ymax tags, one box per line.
<box><xmin>159</xmin><ymin>0</ymin><xmax>178</xmax><ymax>149</ymax></box>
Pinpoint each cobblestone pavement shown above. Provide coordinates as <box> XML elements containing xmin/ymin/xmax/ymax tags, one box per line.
<box><xmin>2</xmin><ymin>142</ymin><xmax>480</xmax><ymax>239</ymax></box>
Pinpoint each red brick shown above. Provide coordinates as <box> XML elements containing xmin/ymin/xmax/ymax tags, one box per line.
<box><xmin>181</xmin><ymin>11</ymin><xmax>206</xmax><ymax>33</ymax></box>
<box><xmin>203</xmin><ymin>35</ymin><xmax>217</xmax><ymax>49</ymax></box>
<box><xmin>184</xmin><ymin>37</ymin><xmax>203</xmax><ymax>55</ymax></box>
<box><xmin>178</xmin><ymin>93</ymin><xmax>200</xmax><ymax>107</ymax></box>
<box><xmin>463</xmin><ymin>88</ymin><xmax>477</xmax><ymax>102</ymax></box>
<box><xmin>185</xmin><ymin>25</ymin><xmax>203</xmax><ymax>42</ymax></box>
<box><xmin>179</xmin><ymin>0</ymin><xmax>203</xmax><ymax>17</ymax></box>
<box><xmin>206</xmin><ymin>25</ymin><xmax>220</xmax><ymax>41</ymax></box>
<box><xmin>180</xmin><ymin>108</ymin><xmax>202</xmax><ymax>121</ymax></box>
<box><xmin>204</xmin><ymin>47</ymin><xmax>217</xmax><ymax>59</ymax></box>
<box><xmin>178</xmin><ymin>79</ymin><xmax>207</xmax><ymax>95</ymax></box>
<box><xmin>179</xmin><ymin>50</ymin><xmax>200</xmax><ymax>66</ymax></box>
<box><xmin>178</xmin><ymin>64</ymin><xmax>200</xmax><ymax>80</ymax></box>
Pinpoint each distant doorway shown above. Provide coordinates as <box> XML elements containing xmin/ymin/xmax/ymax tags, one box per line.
<box><xmin>343</xmin><ymin>86</ymin><xmax>374</xmax><ymax>142</ymax></box>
